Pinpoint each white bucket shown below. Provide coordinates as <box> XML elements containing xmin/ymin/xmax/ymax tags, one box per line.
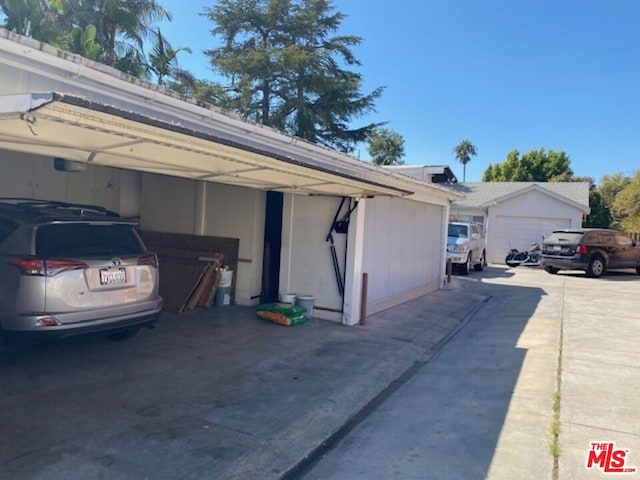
<box><xmin>215</xmin><ymin>286</ymin><xmax>231</xmax><ymax>306</ymax></box>
<box><xmin>295</xmin><ymin>294</ymin><xmax>315</xmax><ymax>319</ymax></box>
<box><xmin>219</xmin><ymin>270</ymin><xmax>233</xmax><ymax>288</ymax></box>
<box><xmin>279</xmin><ymin>292</ymin><xmax>297</xmax><ymax>304</ymax></box>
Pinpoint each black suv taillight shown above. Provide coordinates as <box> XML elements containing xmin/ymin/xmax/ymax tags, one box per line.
<box><xmin>576</xmin><ymin>245</ymin><xmax>587</xmax><ymax>255</ymax></box>
<box><xmin>7</xmin><ymin>258</ymin><xmax>87</xmax><ymax>276</ymax></box>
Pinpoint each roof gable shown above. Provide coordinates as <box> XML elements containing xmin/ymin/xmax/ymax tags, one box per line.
<box><xmin>449</xmin><ymin>182</ymin><xmax>590</xmax><ymax>213</ymax></box>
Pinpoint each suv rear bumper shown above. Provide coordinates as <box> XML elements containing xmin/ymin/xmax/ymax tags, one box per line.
<box><xmin>1</xmin><ymin>304</ymin><xmax>162</xmax><ymax>343</ymax></box>
<box><xmin>542</xmin><ymin>254</ymin><xmax>589</xmax><ymax>271</ymax></box>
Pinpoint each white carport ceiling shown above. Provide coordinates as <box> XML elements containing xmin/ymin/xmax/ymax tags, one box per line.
<box><xmin>0</xmin><ymin>92</ymin><xmax>413</xmax><ymax>198</ymax></box>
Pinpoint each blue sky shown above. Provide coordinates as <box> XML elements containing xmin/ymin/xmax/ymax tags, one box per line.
<box><xmin>156</xmin><ymin>0</ymin><xmax>640</xmax><ymax>184</ymax></box>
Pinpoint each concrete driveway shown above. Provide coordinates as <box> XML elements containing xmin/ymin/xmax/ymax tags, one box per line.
<box><xmin>450</xmin><ymin>266</ymin><xmax>640</xmax><ymax>480</ymax></box>
<box><xmin>0</xmin><ymin>266</ymin><xmax>638</xmax><ymax>479</ymax></box>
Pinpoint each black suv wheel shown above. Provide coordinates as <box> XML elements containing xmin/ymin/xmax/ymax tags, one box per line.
<box><xmin>586</xmin><ymin>256</ymin><xmax>606</xmax><ymax>278</ymax></box>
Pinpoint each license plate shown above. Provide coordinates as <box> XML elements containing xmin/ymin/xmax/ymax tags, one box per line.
<box><xmin>100</xmin><ymin>268</ymin><xmax>127</xmax><ymax>285</ymax></box>
<box><xmin>553</xmin><ymin>245</ymin><xmax>562</xmax><ymax>251</ymax></box>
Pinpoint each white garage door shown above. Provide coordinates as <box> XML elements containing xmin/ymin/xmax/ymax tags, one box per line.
<box><xmin>490</xmin><ymin>215</ymin><xmax>571</xmax><ymax>264</ymax></box>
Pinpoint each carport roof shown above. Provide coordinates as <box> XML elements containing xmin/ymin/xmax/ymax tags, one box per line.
<box><xmin>0</xmin><ymin>92</ymin><xmax>416</xmax><ymax>198</ymax></box>
<box><xmin>0</xmin><ymin>30</ymin><xmax>460</xmax><ymax>201</ymax></box>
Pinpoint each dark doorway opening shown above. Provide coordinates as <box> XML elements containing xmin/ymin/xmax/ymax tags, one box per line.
<box><xmin>261</xmin><ymin>191</ymin><xmax>283</xmax><ymax>303</ymax></box>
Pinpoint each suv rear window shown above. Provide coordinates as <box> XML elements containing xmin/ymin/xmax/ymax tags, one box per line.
<box><xmin>545</xmin><ymin>232</ymin><xmax>584</xmax><ymax>244</ymax></box>
<box><xmin>36</xmin><ymin>223</ymin><xmax>144</xmax><ymax>257</ymax></box>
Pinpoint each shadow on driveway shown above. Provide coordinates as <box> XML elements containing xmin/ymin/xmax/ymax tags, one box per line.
<box><xmin>1</xmin><ymin>269</ymin><xmax>551</xmax><ymax>480</ymax></box>
<box><xmin>553</xmin><ymin>268</ymin><xmax>640</xmax><ymax>282</ymax></box>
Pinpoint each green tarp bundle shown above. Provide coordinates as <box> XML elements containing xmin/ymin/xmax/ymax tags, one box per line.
<box><xmin>256</xmin><ymin>303</ymin><xmax>308</xmax><ymax>326</ymax></box>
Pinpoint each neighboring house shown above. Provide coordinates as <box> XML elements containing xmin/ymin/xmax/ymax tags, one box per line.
<box><xmin>448</xmin><ymin>182</ymin><xmax>591</xmax><ymax>264</ymax></box>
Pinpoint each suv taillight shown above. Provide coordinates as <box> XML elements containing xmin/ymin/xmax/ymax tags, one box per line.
<box><xmin>7</xmin><ymin>258</ymin><xmax>87</xmax><ymax>276</ymax></box>
<box><xmin>576</xmin><ymin>245</ymin><xmax>587</xmax><ymax>255</ymax></box>
<box><xmin>138</xmin><ymin>253</ymin><xmax>159</xmax><ymax>268</ymax></box>
<box><xmin>7</xmin><ymin>258</ymin><xmax>45</xmax><ymax>275</ymax></box>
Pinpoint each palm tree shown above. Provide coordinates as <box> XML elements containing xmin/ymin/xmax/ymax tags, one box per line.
<box><xmin>0</xmin><ymin>0</ymin><xmax>40</xmax><ymax>36</ymax></box>
<box><xmin>0</xmin><ymin>0</ymin><xmax>65</xmax><ymax>41</ymax></box>
<box><xmin>147</xmin><ymin>29</ymin><xmax>192</xmax><ymax>86</ymax></box>
<box><xmin>90</xmin><ymin>0</ymin><xmax>171</xmax><ymax>66</ymax></box>
<box><xmin>454</xmin><ymin>139</ymin><xmax>477</xmax><ymax>182</ymax></box>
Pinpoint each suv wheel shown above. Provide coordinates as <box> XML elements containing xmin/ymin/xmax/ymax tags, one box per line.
<box><xmin>636</xmin><ymin>266</ymin><xmax>640</xmax><ymax>275</ymax></box>
<box><xmin>586</xmin><ymin>256</ymin><xmax>606</xmax><ymax>278</ymax></box>
<box><xmin>474</xmin><ymin>251</ymin><xmax>484</xmax><ymax>272</ymax></box>
<box><xmin>460</xmin><ymin>254</ymin><xmax>471</xmax><ymax>276</ymax></box>
<box><xmin>544</xmin><ymin>266</ymin><xmax>560</xmax><ymax>275</ymax></box>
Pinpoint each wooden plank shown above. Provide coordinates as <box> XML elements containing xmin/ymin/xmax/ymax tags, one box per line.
<box><xmin>192</xmin><ymin>253</ymin><xmax>224</xmax><ymax>309</ymax></box>
<box><xmin>199</xmin><ymin>269</ymin><xmax>222</xmax><ymax>308</ymax></box>
<box><xmin>186</xmin><ymin>263</ymin><xmax>217</xmax><ymax>311</ymax></box>
<box><xmin>178</xmin><ymin>263</ymin><xmax>210</xmax><ymax>314</ymax></box>
<box><xmin>152</xmin><ymin>246</ymin><xmax>224</xmax><ymax>264</ymax></box>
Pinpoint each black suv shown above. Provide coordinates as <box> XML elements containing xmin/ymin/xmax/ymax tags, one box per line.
<box><xmin>0</xmin><ymin>198</ymin><xmax>162</xmax><ymax>353</ymax></box>
<box><xmin>542</xmin><ymin>228</ymin><xmax>640</xmax><ymax>278</ymax></box>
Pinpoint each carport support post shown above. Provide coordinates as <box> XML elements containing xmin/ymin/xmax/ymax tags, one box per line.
<box><xmin>194</xmin><ymin>181</ymin><xmax>207</xmax><ymax>235</ymax></box>
<box><xmin>342</xmin><ymin>198</ymin><xmax>367</xmax><ymax>326</ymax></box>
<box><xmin>441</xmin><ymin>200</ymin><xmax>452</xmax><ymax>287</ymax></box>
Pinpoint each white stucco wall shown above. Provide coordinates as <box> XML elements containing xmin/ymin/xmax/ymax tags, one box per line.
<box><xmin>200</xmin><ymin>181</ymin><xmax>265</xmax><ymax>304</ymax></box>
<box><xmin>0</xmin><ymin>150</ymin><xmax>140</xmax><ymax>214</ymax></box>
<box><xmin>139</xmin><ymin>174</ymin><xmax>198</xmax><ymax>234</ymax></box>
<box><xmin>139</xmin><ymin>173</ymin><xmax>265</xmax><ymax>305</ymax></box>
<box><xmin>279</xmin><ymin>194</ymin><xmax>346</xmax><ymax>322</ymax></box>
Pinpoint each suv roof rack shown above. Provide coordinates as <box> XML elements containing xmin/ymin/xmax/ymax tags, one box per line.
<box><xmin>0</xmin><ymin>198</ymin><xmax>121</xmax><ymax>218</ymax></box>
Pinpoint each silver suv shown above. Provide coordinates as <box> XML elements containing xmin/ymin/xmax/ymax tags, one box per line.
<box><xmin>0</xmin><ymin>198</ymin><xmax>162</xmax><ymax>352</ymax></box>
<box><xmin>447</xmin><ymin>222</ymin><xmax>487</xmax><ymax>275</ymax></box>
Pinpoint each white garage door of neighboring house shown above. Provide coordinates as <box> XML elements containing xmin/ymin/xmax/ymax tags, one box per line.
<box><xmin>490</xmin><ymin>215</ymin><xmax>571</xmax><ymax>264</ymax></box>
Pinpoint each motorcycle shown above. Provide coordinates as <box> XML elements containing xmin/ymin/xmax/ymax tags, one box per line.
<box><xmin>505</xmin><ymin>242</ymin><xmax>542</xmax><ymax>267</ymax></box>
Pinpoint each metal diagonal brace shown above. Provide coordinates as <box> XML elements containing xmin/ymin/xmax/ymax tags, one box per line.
<box><xmin>325</xmin><ymin>197</ymin><xmax>359</xmax><ymax>297</ymax></box>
